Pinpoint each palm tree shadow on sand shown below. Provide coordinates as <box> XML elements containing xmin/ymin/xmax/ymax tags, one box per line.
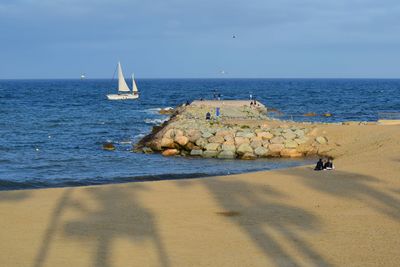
<box><xmin>285</xmin><ymin>168</ymin><xmax>400</xmax><ymax>221</ymax></box>
<box><xmin>32</xmin><ymin>185</ymin><xmax>170</xmax><ymax>267</ymax></box>
<box><xmin>178</xmin><ymin>178</ymin><xmax>334</xmax><ymax>267</ymax></box>
<box><xmin>63</xmin><ymin>185</ymin><xmax>170</xmax><ymax>267</ymax></box>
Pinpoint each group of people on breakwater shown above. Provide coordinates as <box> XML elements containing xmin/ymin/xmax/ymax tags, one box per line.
<box><xmin>314</xmin><ymin>158</ymin><xmax>335</xmax><ymax>171</ymax></box>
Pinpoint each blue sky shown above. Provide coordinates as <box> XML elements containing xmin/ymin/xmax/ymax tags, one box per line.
<box><xmin>1</xmin><ymin>0</ymin><xmax>400</xmax><ymax>78</ymax></box>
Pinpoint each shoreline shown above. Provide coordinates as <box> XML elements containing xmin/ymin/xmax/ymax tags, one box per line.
<box><xmin>1</xmin><ymin>123</ymin><xmax>399</xmax><ymax>266</ymax></box>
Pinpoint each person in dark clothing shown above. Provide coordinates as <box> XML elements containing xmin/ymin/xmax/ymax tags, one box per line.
<box><xmin>206</xmin><ymin>112</ymin><xmax>211</xmax><ymax>120</ymax></box>
<box><xmin>323</xmin><ymin>158</ymin><xmax>335</xmax><ymax>170</ymax></box>
<box><xmin>186</xmin><ymin>100</ymin><xmax>190</xmax><ymax>106</ymax></box>
<box><xmin>314</xmin><ymin>158</ymin><xmax>324</xmax><ymax>171</ymax></box>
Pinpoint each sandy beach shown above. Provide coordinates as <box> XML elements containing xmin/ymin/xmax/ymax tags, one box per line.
<box><xmin>1</xmin><ymin>123</ymin><xmax>399</xmax><ymax>267</ymax></box>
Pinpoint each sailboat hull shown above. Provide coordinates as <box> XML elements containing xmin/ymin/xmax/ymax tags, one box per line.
<box><xmin>107</xmin><ymin>94</ymin><xmax>139</xmax><ymax>100</ymax></box>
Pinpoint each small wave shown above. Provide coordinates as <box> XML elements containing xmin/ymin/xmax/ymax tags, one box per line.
<box><xmin>144</xmin><ymin>118</ymin><xmax>168</xmax><ymax>125</ymax></box>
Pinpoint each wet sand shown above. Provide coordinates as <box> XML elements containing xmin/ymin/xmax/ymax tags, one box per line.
<box><xmin>0</xmin><ymin>124</ymin><xmax>399</xmax><ymax>266</ymax></box>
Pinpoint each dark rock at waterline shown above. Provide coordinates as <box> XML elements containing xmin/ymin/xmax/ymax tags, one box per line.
<box><xmin>103</xmin><ymin>143</ymin><xmax>116</xmax><ymax>151</ymax></box>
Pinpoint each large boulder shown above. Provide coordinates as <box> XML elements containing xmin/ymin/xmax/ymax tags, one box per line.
<box><xmin>217</xmin><ymin>150</ymin><xmax>236</xmax><ymax>159</ymax></box>
<box><xmin>270</xmin><ymin>136</ymin><xmax>285</xmax><ymax>144</ymax></box>
<box><xmin>190</xmin><ymin>149</ymin><xmax>203</xmax><ymax>156</ymax></box>
<box><xmin>202</xmin><ymin>150</ymin><xmax>219</xmax><ymax>158</ymax></box>
<box><xmin>316</xmin><ymin>136</ymin><xmax>327</xmax><ymax>144</ymax></box>
<box><xmin>208</xmin><ymin>135</ymin><xmax>225</xmax><ymax>144</ymax></box>
<box><xmin>187</xmin><ymin>130</ymin><xmax>202</xmax><ymax>143</ymax></box>
<box><xmin>254</xmin><ymin>146</ymin><xmax>269</xmax><ymax>157</ymax></box>
<box><xmin>236</xmin><ymin>132</ymin><xmax>255</xmax><ymax>138</ymax></box>
<box><xmin>195</xmin><ymin>138</ymin><xmax>207</xmax><ymax>148</ymax></box>
<box><xmin>221</xmin><ymin>143</ymin><xmax>236</xmax><ymax>152</ymax></box>
<box><xmin>237</xmin><ymin>143</ymin><xmax>253</xmax><ymax>155</ymax></box>
<box><xmin>205</xmin><ymin>143</ymin><xmax>221</xmax><ymax>151</ymax></box>
<box><xmin>161</xmin><ymin>137</ymin><xmax>175</xmax><ymax>148</ymax></box>
<box><xmin>234</xmin><ymin>137</ymin><xmax>250</xmax><ymax>146</ymax></box>
<box><xmin>174</xmin><ymin>135</ymin><xmax>189</xmax><ymax>146</ymax></box>
<box><xmin>250</xmin><ymin>140</ymin><xmax>263</xmax><ymax>149</ymax></box>
<box><xmin>163</xmin><ymin>128</ymin><xmax>175</xmax><ymax>139</ymax></box>
<box><xmin>224</xmin><ymin>135</ymin><xmax>234</xmax><ymax>142</ymax></box>
<box><xmin>268</xmin><ymin>144</ymin><xmax>284</xmax><ymax>156</ymax></box>
<box><xmin>202</xmin><ymin>132</ymin><xmax>213</xmax><ymax>138</ymax></box>
<box><xmin>162</xmin><ymin>149</ymin><xmax>179</xmax><ymax>156</ymax></box>
<box><xmin>284</xmin><ymin>140</ymin><xmax>298</xmax><ymax>149</ymax></box>
<box><xmin>295</xmin><ymin>137</ymin><xmax>308</xmax><ymax>145</ymax></box>
<box><xmin>257</xmin><ymin>132</ymin><xmax>274</xmax><ymax>140</ymax></box>
<box><xmin>294</xmin><ymin>129</ymin><xmax>305</xmax><ymax>137</ymax></box>
<box><xmin>282</xmin><ymin>131</ymin><xmax>296</xmax><ymax>140</ymax></box>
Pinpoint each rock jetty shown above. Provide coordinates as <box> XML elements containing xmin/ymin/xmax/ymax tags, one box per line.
<box><xmin>135</xmin><ymin>100</ymin><xmax>333</xmax><ymax>159</ymax></box>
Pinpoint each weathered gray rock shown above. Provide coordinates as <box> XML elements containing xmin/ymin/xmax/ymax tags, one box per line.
<box><xmin>294</xmin><ymin>129</ymin><xmax>305</xmax><ymax>137</ymax></box>
<box><xmin>250</xmin><ymin>140</ymin><xmax>263</xmax><ymax>149</ymax></box>
<box><xmin>270</xmin><ymin>136</ymin><xmax>285</xmax><ymax>144</ymax></box>
<box><xmin>142</xmin><ymin>147</ymin><xmax>153</xmax><ymax>154</ymax></box>
<box><xmin>217</xmin><ymin>150</ymin><xmax>236</xmax><ymax>159</ymax></box>
<box><xmin>316</xmin><ymin>136</ymin><xmax>327</xmax><ymax>144</ymax></box>
<box><xmin>202</xmin><ymin>132</ymin><xmax>213</xmax><ymax>138</ymax></box>
<box><xmin>282</xmin><ymin>131</ymin><xmax>296</xmax><ymax>140</ymax></box>
<box><xmin>190</xmin><ymin>149</ymin><xmax>203</xmax><ymax>156</ymax></box>
<box><xmin>235</xmin><ymin>137</ymin><xmax>250</xmax><ymax>146</ymax></box>
<box><xmin>187</xmin><ymin>130</ymin><xmax>202</xmax><ymax>143</ymax></box>
<box><xmin>295</xmin><ymin>137</ymin><xmax>308</xmax><ymax>145</ymax></box>
<box><xmin>205</xmin><ymin>143</ymin><xmax>221</xmax><ymax>151</ymax></box>
<box><xmin>195</xmin><ymin>138</ymin><xmax>207</xmax><ymax>148</ymax></box>
<box><xmin>208</xmin><ymin>135</ymin><xmax>225</xmax><ymax>144</ymax></box>
<box><xmin>284</xmin><ymin>140</ymin><xmax>298</xmax><ymax>149</ymax></box>
<box><xmin>221</xmin><ymin>143</ymin><xmax>236</xmax><ymax>152</ymax></box>
<box><xmin>257</xmin><ymin>132</ymin><xmax>274</xmax><ymax>140</ymax></box>
<box><xmin>202</xmin><ymin>150</ymin><xmax>219</xmax><ymax>158</ymax></box>
<box><xmin>237</xmin><ymin>143</ymin><xmax>253</xmax><ymax>155</ymax></box>
<box><xmin>254</xmin><ymin>146</ymin><xmax>269</xmax><ymax>157</ymax></box>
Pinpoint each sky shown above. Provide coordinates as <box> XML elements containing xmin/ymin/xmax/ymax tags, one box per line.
<box><xmin>0</xmin><ymin>0</ymin><xmax>400</xmax><ymax>79</ymax></box>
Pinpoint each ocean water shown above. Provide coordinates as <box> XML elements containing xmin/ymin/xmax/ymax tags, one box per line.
<box><xmin>1</xmin><ymin>79</ymin><xmax>399</xmax><ymax>190</ymax></box>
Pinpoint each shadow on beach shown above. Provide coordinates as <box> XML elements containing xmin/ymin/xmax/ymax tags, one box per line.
<box><xmin>32</xmin><ymin>185</ymin><xmax>170</xmax><ymax>267</ymax></box>
<box><xmin>284</xmin><ymin>168</ymin><xmax>400</xmax><ymax>221</ymax></box>
<box><xmin>29</xmin><ymin>166</ymin><xmax>400</xmax><ymax>267</ymax></box>
<box><xmin>196</xmin><ymin>178</ymin><xmax>333</xmax><ymax>267</ymax></box>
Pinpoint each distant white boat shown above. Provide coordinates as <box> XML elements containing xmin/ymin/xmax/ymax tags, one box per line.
<box><xmin>80</xmin><ymin>73</ymin><xmax>86</xmax><ymax>80</ymax></box>
<box><xmin>107</xmin><ymin>62</ymin><xmax>139</xmax><ymax>100</ymax></box>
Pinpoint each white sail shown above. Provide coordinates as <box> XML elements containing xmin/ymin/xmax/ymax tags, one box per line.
<box><xmin>117</xmin><ymin>62</ymin><xmax>130</xmax><ymax>92</ymax></box>
<box><xmin>132</xmin><ymin>73</ymin><xmax>138</xmax><ymax>93</ymax></box>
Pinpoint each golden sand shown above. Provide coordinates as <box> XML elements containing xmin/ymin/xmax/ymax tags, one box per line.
<box><xmin>0</xmin><ymin>124</ymin><xmax>399</xmax><ymax>266</ymax></box>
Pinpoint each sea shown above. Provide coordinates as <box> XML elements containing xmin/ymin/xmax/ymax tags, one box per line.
<box><xmin>1</xmin><ymin>79</ymin><xmax>399</xmax><ymax>190</ymax></box>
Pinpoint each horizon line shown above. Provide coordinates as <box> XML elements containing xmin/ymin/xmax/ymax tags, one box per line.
<box><xmin>1</xmin><ymin>77</ymin><xmax>400</xmax><ymax>80</ymax></box>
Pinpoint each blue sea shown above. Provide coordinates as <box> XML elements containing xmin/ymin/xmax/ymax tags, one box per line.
<box><xmin>1</xmin><ymin>79</ymin><xmax>399</xmax><ymax>190</ymax></box>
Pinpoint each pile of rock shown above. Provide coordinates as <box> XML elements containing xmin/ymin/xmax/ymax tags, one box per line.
<box><xmin>135</xmin><ymin>102</ymin><xmax>331</xmax><ymax>159</ymax></box>
<box><xmin>139</xmin><ymin>122</ymin><xmax>330</xmax><ymax>159</ymax></box>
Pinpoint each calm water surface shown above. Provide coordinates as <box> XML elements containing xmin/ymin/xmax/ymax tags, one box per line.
<box><xmin>0</xmin><ymin>79</ymin><xmax>399</xmax><ymax>190</ymax></box>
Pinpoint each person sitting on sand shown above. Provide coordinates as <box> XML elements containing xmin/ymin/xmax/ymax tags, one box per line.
<box><xmin>206</xmin><ymin>112</ymin><xmax>211</xmax><ymax>120</ymax></box>
<box><xmin>324</xmin><ymin>158</ymin><xmax>335</xmax><ymax>170</ymax></box>
<box><xmin>314</xmin><ymin>158</ymin><xmax>324</xmax><ymax>171</ymax></box>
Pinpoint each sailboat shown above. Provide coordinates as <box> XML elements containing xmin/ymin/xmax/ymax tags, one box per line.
<box><xmin>107</xmin><ymin>62</ymin><xmax>139</xmax><ymax>100</ymax></box>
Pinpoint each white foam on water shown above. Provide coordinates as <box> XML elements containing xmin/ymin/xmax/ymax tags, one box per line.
<box><xmin>144</xmin><ymin>118</ymin><xmax>168</xmax><ymax>125</ymax></box>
